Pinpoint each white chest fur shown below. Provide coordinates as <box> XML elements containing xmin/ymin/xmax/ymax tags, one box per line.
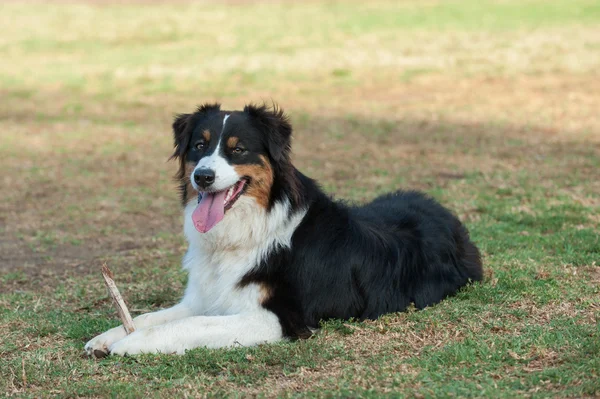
<box><xmin>181</xmin><ymin>245</ymin><xmax>264</xmax><ymax>315</ymax></box>
<box><xmin>180</xmin><ymin>196</ymin><xmax>306</xmax><ymax>316</ymax></box>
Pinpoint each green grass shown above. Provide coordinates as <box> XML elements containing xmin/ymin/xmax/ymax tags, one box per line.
<box><xmin>1</xmin><ymin>0</ymin><xmax>599</xmax><ymax>397</ymax></box>
<box><xmin>2</xmin><ymin>164</ymin><xmax>598</xmax><ymax>397</ymax></box>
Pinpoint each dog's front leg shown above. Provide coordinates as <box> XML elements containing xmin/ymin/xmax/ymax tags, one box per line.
<box><xmin>109</xmin><ymin>310</ymin><xmax>283</xmax><ymax>355</ymax></box>
<box><xmin>85</xmin><ymin>303</ymin><xmax>194</xmax><ymax>356</ymax></box>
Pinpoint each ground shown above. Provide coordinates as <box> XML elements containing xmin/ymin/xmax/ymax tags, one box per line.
<box><xmin>1</xmin><ymin>0</ymin><xmax>599</xmax><ymax>397</ymax></box>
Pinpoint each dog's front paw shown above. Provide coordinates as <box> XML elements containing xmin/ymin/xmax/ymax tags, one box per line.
<box><xmin>109</xmin><ymin>332</ymin><xmax>166</xmax><ymax>356</ymax></box>
<box><xmin>109</xmin><ymin>328</ymin><xmax>183</xmax><ymax>356</ymax></box>
<box><xmin>84</xmin><ymin>326</ymin><xmax>127</xmax><ymax>358</ymax></box>
<box><xmin>108</xmin><ymin>334</ymin><xmax>143</xmax><ymax>356</ymax></box>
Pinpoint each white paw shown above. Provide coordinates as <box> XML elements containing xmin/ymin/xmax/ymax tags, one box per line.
<box><xmin>84</xmin><ymin>326</ymin><xmax>127</xmax><ymax>358</ymax></box>
<box><xmin>109</xmin><ymin>330</ymin><xmax>163</xmax><ymax>356</ymax></box>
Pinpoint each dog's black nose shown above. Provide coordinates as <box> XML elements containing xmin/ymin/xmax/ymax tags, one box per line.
<box><xmin>194</xmin><ymin>169</ymin><xmax>215</xmax><ymax>188</ymax></box>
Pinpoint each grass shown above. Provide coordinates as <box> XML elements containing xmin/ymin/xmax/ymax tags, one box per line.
<box><xmin>1</xmin><ymin>0</ymin><xmax>599</xmax><ymax>397</ymax></box>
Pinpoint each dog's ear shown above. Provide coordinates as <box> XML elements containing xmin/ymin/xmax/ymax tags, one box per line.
<box><xmin>244</xmin><ymin>102</ymin><xmax>292</xmax><ymax>162</ymax></box>
<box><xmin>170</xmin><ymin>113</ymin><xmax>193</xmax><ymax>181</ymax></box>
<box><xmin>171</xmin><ymin>103</ymin><xmax>221</xmax><ymax>161</ymax></box>
<box><xmin>171</xmin><ymin>113</ymin><xmax>192</xmax><ymax>161</ymax></box>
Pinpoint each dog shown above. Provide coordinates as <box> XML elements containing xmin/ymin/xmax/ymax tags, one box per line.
<box><xmin>85</xmin><ymin>103</ymin><xmax>483</xmax><ymax>356</ymax></box>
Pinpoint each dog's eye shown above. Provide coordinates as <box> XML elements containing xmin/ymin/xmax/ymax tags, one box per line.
<box><xmin>194</xmin><ymin>141</ymin><xmax>206</xmax><ymax>151</ymax></box>
<box><xmin>232</xmin><ymin>147</ymin><xmax>245</xmax><ymax>154</ymax></box>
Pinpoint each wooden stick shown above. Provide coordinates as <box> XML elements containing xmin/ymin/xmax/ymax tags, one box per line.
<box><xmin>101</xmin><ymin>264</ymin><xmax>136</xmax><ymax>334</ymax></box>
<box><xmin>21</xmin><ymin>358</ymin><xmax>27</xmax><ymax>388</ymax></box>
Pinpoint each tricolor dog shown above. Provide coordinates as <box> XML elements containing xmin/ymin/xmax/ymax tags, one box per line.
<box><xmin>85</xmin><ymin>103</ymin><xmax>483</xmax><ymax>356</ymax></box>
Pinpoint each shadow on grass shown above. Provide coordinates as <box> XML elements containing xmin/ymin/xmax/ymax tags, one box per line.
<box><xmin>1</xmin><ymin>101</ymin><xmax>598</xmax><ymax>290</ymax></box>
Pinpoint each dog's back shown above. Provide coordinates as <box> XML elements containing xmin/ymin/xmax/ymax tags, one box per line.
<box><xmin>245</xmin><ymin>176</ymin><xmax>483</xmax><ymax>338</ymax></box>
<box><xmin>352</xmin><ymin>190</ymin><xmax>482</xmax><ymax>310</ymax></box>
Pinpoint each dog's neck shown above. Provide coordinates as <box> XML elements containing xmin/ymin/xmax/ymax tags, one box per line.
<box><xmin>183</xmin><ymin>196</ymin><xmax>306</xmax><ymax>261</ymax></box>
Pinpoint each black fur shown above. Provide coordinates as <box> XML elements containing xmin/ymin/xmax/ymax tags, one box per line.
<box><xmin>244</xmin><ymin>103</ymin><xmax>304</xmax><ymax>210</ymax></box>
<box><xmin>244</xmin><ymin>102</ymin><xmax>292</xmax><ymax>162</ymax></box>
<box><xmin>174</xmin><ymin>102</ymin><xmax>483</xmax><ymax>339</ymax></box>
<box><xmin>236</xmin><ymin>104</ymin><xmax>482</xmax><ymax>339</ymax></box>
<box><xmin>241</xmin><ymin>172</ymin><xmax>482</xmax><ymax>338</ymax></box>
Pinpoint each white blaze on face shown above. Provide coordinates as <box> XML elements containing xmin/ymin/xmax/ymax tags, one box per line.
<box><xmin>191</xmin><ymin>114</ymin><xmax>240</xmax><ymax>192</ymax></box>
<box><xmin>189</xmin><ymin>114</ymin><xmax>244</xmax><ymax>233</ymax></box>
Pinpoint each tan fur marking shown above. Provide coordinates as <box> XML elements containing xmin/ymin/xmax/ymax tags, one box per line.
<box><xmin>227</xmin><ymin>136</ymin><xmax>239</xmax><ymax>148</ymax></box>
<box><xmin>202</xmin><ymin>130</ymin><xmax>211</xmax><ymax>142</ymax></box>
<box><xmin>233</xmin><ymin>155</ymin><xmax>273</xmax><ymax>209</ymax></box>
<box><xmin>258</xmin><ymin>283</ymin><xmax>273</xmax><ymax>305</ymax></box>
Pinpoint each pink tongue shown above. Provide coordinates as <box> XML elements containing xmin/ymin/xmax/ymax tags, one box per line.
<box><xmin>192</xmin><ymin>190</ymin><xmax>227</xmax><ymax>233</ymax></box>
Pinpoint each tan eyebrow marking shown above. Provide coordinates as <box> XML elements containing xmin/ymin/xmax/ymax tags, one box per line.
<box><xmin>227</xmin><ymin>136</ymin><xmax>239</xmax><ymax>148</ymax></box>
<box><xmin>202</xmin><ymin>130</ymin><xmax>210</xmax><ymax>141</ymax></box>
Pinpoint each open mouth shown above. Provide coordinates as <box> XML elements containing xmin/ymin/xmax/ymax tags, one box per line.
<box><xmin>191</xmin><ymin>179</ymin><xmax>248</xmax><ymax>233</ymax></box>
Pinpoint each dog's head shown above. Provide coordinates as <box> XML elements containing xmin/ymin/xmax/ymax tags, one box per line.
<box><xmin>171</xmin><ymin>102</ymin><xmax>294</xmax><ymax>233</ymax></box>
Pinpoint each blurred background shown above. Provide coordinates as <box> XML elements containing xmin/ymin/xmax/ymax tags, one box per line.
<box><xmin>1</xmin><ymin>1</ymin><xmax>599</xmax><ymax>396</ymax></box>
